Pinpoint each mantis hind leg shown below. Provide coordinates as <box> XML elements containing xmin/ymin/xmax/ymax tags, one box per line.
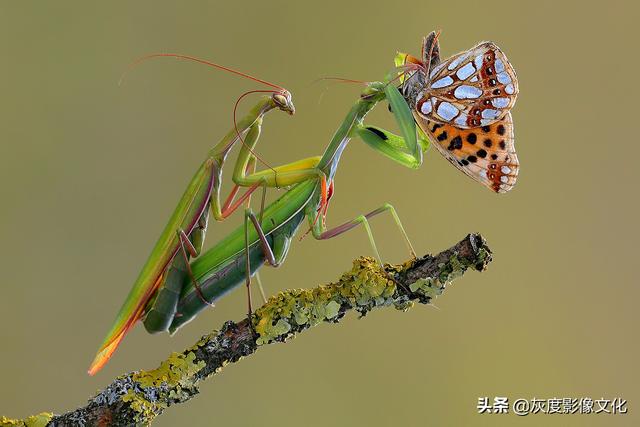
<box><xmin>243</xmin><ymin>207</ymin><xmax>292</xmax><ymax>316</ymax></box>
<box><xmin>312</xmin><ymin>202</ymin><xmax>416</xmax><ymax>263</ymax></box>
<box><xmin>176</xmin><ymin>225</ymin><xmax>215</xmax><ymax>308</ymax></box>
<box><xmin>143</xmin><ymin>214</ymin><xmax>210</xmax><ymax>333</ymax></box>
<box><xmin>254</xmin><ymin>272</ymin><xmax>268</xmax><ymax>304</ymax></box>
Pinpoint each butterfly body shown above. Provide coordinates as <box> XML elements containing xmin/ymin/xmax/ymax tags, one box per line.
<box><xmin>399</xmin><ymin>32</ymin><xmax>519</xmax><ymax>193</ymax></box>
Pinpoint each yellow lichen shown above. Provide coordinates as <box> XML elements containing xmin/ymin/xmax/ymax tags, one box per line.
<box><xmin>120</xmin><ymin>351</ymin><xmax>206</xmax><ymax>422</ymax></box>
<box><xmin>132</xmin><ymin>351</ymin><xmax>205</xmax><ymax>388</ymax></box>
<box><xmin>0</xmin><ymin>413</ymin><xmax>53</xmax><ymax>427</ymax></box>
<box><xmin>254</xmin><ymin>257</ymin><xmax>396</xmax><ymax>345</ymax></box>
<box><xmin>122</xmin><ymin>390</ymin><xmax>162</xmax><ymax>421</ymax></box>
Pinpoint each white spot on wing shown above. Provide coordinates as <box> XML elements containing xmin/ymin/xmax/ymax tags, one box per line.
<box><xmin>505</xmin><ymin>84</ymin><xmax>515</xmax><ymax>94</ymax></box>
<box><xmin>455</xmin><ymin>114</ymin><xmax>467</xmax><ymax>126</ymax></box>
<box><xmin>474</xmin><ymin>54</ymin><xmax>483</xmax><ymax>69</ymax></box>
<box><xmin>495</xmin><ymin>58</ymin><xmax>505</xmax><ymax>73</ymax></box>
<box><xmin>497</xmin><ymin>72</ymin><xmax>511</xmax><ymax>85</ymax></box>
<box><xmin>420</xmin><ymin>99</ymin><xmax>433</xmax><ymax>114</ymax></box>
<box><xmin>437</xmin><ymin>102</ymin><xmax>458</xmax><ymax>121</ymax></box>
<box><xmin>492</xmin><ymin>97</ymin><xmax>509</xmax><ymax>108</ymax></box>
<box><xmin>481</xmin><ymin>109</ymin><xmax>499</xmax><ymax>119</ymax></box>
<box><xmin>447</xmin><ymin>52</ymin><xmax>471</xmax><ymax>70</ymax></box>
<box><xmin>470</xmin><ymin>76</ymin><xmax>479</xmax><ymax>82</ymax></box>
<box><xmin>454</xmin><ymin>85</ymin><xmax>482</xmax><ymax>99</ymax></box>
<box><xmin>456</xmin><ymin>62</ymin><xmax>476</xmax><ymax>80</ymax></box>
<box><xmin>479</xmin><ymin>170</ymin><xmax>487</xmax><ymax>179</ymax></box>
<box><xmin>431</xmin><ymin>76</ymin><xmax>454</xmax><ymax>89</ymax></box>
<box><xmin>501</xmin><ymin>166</ymin><xmax>511</xmax><ymax>174</ymax></box>
<box><xmin>500</xmin><ymin>175</ymin><xmax>508</xmax><ymax>183</ymax></box>
<box><xmin>429</xmin><ymin>62</ymin><xmax>446</xmax><ymax>79</ymax></box>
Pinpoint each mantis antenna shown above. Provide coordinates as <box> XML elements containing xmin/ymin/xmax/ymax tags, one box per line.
<box><xmin>118</xmin><ymin>52</ymin><xmax>290</xmax><ymax>172</ymax></box>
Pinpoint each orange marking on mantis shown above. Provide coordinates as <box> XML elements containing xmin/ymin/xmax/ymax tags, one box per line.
<box><xmin>299</xmin><ymin>176</ymin><xmax>331</xmax><ymax>241</ymax></box>
<box><xmin>312</xmin><ymin>176</ymin><xmax>329</xmax><ymax>227</ymax></box>
<box><xmin>321</xmin><ymin>181</ymin><xmax>334</xmax><ymax>227</ymax></box>
<box><xmin>88</xmin><ymin>272</ymin><xmax>165</xmax><ymax>375</ymax></box>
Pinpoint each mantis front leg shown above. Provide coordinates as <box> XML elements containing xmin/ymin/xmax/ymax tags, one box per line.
<box><xmin>208</xmin><ymin>114</ymin><xmax>324</xmax><ymax>222</ymax></box>
<box><xmin>355</xmin><ymin>85</ymin><xmax>430</xmax><ymax>170</ymax></box>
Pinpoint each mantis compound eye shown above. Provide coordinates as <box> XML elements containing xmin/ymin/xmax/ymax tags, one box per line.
<box><xmin>273</xmin><ymin>93</ymin><xmax>287</xmax><ymax>105</ymax></box>
<box><xmin>272</xmin><ymin>91</ymin><xmax>295</xmax><ymax>115</ymax></box>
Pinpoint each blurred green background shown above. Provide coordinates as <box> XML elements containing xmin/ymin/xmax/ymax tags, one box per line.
<box><xmin>0</xmin><ymin>1</ymin><xmax>637</xmax><ymax>426</ymax></box>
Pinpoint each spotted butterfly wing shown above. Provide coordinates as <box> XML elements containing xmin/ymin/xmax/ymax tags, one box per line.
<box><xmin>415</xmin><ymin>111</ymin><xmax>519</xmax><ymax>193</ymax></box>
<box><xmin>417</xmin><ymin>42</ymin><xmax>518</xmax><ymax>128</ymax></box>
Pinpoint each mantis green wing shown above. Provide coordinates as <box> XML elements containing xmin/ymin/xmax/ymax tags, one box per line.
<box><xmin>88</xmin><ymin>161</ymin><xmax>215</xmax><ymax>375</ymax></box>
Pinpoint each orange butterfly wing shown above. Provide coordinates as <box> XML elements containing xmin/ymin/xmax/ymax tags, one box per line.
<box><xmin>415</xmin><ymin>111</ymin><xmax>519</xmax><ymax>193</ymax></box>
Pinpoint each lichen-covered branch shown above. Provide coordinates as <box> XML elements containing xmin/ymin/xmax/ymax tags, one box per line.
<box><xmin>2</xmin><ymin>233</ymin><xmax>491</xmax><ymax>427</ymax></box>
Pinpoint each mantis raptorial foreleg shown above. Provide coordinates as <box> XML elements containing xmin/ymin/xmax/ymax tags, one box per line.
<box><xmin>232</xmin><ymin>119</ymin><xmax>324</xmax><ymax>188</ymax></box>
<box><xmin>211</xmin><ymin>116</ymin><xmax>323</xmax><ymax>221</ymax></box>
<box><xmin>357</xmin><ymin>125</ymin><xmax>429</xmax><ymax>169</ymax></box>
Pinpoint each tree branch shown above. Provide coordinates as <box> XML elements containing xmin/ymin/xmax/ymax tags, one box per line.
<box><xmin>1</xmin><ymin>233</ymin><xmax>492</xmax><ymax>427</ymax></box>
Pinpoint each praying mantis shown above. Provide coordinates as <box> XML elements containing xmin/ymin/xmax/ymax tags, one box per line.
<box><xmin>89</xmin><ymin>31</ymin><xmax>519</xmax><ymax>375</ymax></box>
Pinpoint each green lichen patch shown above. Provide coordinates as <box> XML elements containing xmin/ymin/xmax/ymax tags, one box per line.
<box><xmin>472</xmin><ymin>244</ymin><xmax>492</xmax><ymax>271</ymax></box>
<box><xmin>408</xmin><ymin>276</ymin><xmax>443</xmax><ymax>298</ymax></box>
<box><xmin>253</xmin><ymin>257</ymin><xmax>397</xmax><ymax>345</ymax></box>
<box><xmin>407</xmin><ymin>252</ymin><xmax>477</xmax><ymax>303</ymax></box>
<box><xmin>0</xmin><ymin>413</ymin><xmax>52</xmax><ymax>427</ymax></box>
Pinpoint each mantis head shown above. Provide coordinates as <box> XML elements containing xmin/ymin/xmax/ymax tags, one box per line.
<box><xmin>272</xmin><ymin>90</ymin><xmax>295</xmax><ymax>115</ymax></box>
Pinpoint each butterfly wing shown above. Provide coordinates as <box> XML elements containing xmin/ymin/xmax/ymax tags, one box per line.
<box><xmin>415</xmin><ymin>111</ymin><xmax>519</xmax><ymax>193</ymax></box>
<box><xmin>416</xmin><ymin>42</ymin><xmax>518</xmax><ymax>129</ymax></box>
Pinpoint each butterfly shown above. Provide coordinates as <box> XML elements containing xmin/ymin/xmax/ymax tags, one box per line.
<box><xmin>398</xmin><ymin>32</ymin><xmax>519</xmax><ymax>193</ymax></box>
